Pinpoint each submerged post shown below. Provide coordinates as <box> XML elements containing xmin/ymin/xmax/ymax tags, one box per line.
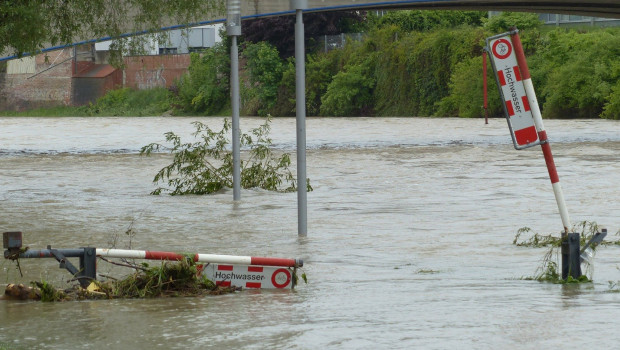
<box><xmin>487</xmin><ymin>29</ymin><xmax>577</xmax><ymax>280</ymax></box>
<box><xmin>291</xmin><ymin>0</ymin><xmax>308</xmax><ymax>236</ymax></box>
<box><xmin>482</xmin><ymin>49</ymin><xmax>488</xmax><ymax>124</ymax></box>
<box><xmin>227</xmin><ymin>0</ymin><xmax>242</xmax><ymax>201</ymax></box>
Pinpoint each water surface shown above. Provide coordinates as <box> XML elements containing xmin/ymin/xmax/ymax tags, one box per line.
<box><xmin>1</xmin><ymin>117</ymin><xmax>619</xmax><ymax>349</ymax></box>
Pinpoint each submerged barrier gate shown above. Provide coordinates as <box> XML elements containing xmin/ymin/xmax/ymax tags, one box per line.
<box><xmin>3</xmin><ymin>231</ymin><xmax>302</xmax><ymax>290</ymax></box>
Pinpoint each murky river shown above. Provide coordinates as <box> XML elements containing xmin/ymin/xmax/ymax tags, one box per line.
<box><xmin>0</xmin><ymin>116</ymin><xmax>619</xmax><ymax>349</ymax></box>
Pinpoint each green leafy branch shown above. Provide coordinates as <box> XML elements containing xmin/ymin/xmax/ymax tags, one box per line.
<box><xmin>140</xmin><ymin>117</ymin><xmax>312</xmax><ymax>195</ymax></box>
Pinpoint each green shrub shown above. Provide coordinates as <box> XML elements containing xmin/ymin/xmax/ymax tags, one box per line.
<box><xmin>370</xmin><ymin>10</ymin><xmax>486</xmax><ymax>32</ymax></box>
<box><xmin>241</xmin><ymin>41</ymin><xmax>284</xmax><ymax>116</ymax></box>
<box><xmin>305</xmin><ymin>51</ymin><xmax>344</xmax><ymax>116</ymax></box>
<box><xmin>320</xmin><ymin>63</ymin><xmax>375</xmax><ymax>116</ymax></box>
<box><xmin>269</xmin><ymin>58</ymin><xmax>296</xmax><ymax>117</ymax></box>
<box><xmin>601</xmin><ymin>80</ymin><xmax>620</xmax><ymax>120</ymax></box>
<box><xmin>86</xmin><ymin>87</ymin><xmax>171</xmax><ymax>116</ymax></box>
<box><xmin>529</xmin><ymin>28</ymin><xmax>620</xmax><ymax>118</ymax></box>
<box><xmin>174</xmin><ymin>44</ymin><xmax>230</xmax><ymax>115</ymax></box>
<box><xmin>141</xmin><ymin>117</ymin><xmax>312</xmax><ymax>195</ymax></box>
<box><xmin>482</xmin><ymin>12</ymin><xmax>543</xmax><ymax>33</ymax></box>
<box><xmin>436</xmin><ymin>55</ymin><xmax>503</xmax><ymax>118</ymax></box>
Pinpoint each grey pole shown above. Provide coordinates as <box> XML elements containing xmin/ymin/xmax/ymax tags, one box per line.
<box><xmin>231</xmin><ymin>36</ymin><xmax>241</xmax><ymax>200</ymax></box>
<box><xmin>227</xmin><ymin>0</ymin><xmax>241</xmax><ymax>201</ymax></box>
<box><xmin>291</xmin><ymin>0</ymin><xmax>308</xmax><ymax>236</ymax></box>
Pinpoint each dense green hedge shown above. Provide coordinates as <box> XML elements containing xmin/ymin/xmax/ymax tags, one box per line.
<box><xmin>78</xmin><ymin>11</ymin><xmax>619</xmax><ymax>119</ymax></box>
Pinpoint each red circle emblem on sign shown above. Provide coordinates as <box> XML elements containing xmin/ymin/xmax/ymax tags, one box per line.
<box><xmin>271</xmin><ymin>268</ymin><xmax>291</xmax><ymax>288</ymax></box>
<box><xmin>492</xmin><ymin>39</ymin><xmax>512</xmax><ymax>60</ymax></box>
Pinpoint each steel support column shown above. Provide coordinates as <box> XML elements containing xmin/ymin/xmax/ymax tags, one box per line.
<box><xmin>291</xmin><ymin>0</ymin><xmax>308</xmax><ymax>236</ymax></box>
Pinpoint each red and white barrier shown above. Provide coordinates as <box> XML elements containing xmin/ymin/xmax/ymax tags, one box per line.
<box><xmin>200</xmin><ymin>264</ymin><xmax>294</xmax><ymax>289</ymax></box>
<box><xmin>95</xmin><ymin>249</ymin><xmax>302</xmax><ymax>289</ymax></box>
<box><xmin>96</xmin><ymin>249</ymin><xmax>302</xmax><ymax>268</ymax></box>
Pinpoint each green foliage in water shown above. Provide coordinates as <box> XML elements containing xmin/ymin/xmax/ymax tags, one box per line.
<box><xmin>601</xmin><ymin>81</ymin><xmax>620</xmax><ymax>120</ymax></box>
<box><xmin>513</xmin><ymin>221</ymin><xmax>615</xmax><ymax>248</ymax></box>
<box><xmin>32</xmin><ymin>280</ymin><xmax>65</xmax><ymax>302</ymax></box>
<box><xmin>517</xmin><ymin>221</ymin><xmax>612</xmax><ymax>284</ymax></box>
<box><xmin>110</xmin><ymin>257</ymin><xmax>215</xmax><ymax>298</ymax></box>
<box><xmin>26</xmin><ymin>258</ymin><xmax>234</xmax><ymax>301</ymax></box>
<box><xmin>141</xmin><ymin>117</ymin><xmax>312</xmax><ymax>195</ymax></box>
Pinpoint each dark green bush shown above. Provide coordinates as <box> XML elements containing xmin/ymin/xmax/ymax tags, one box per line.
<box><xmin>436</xmin><ymin>55</ymin><xmax>503</xmax><ymax>118</ymax></box>
<box><xmin>174</xmin><ymin>44</ymin><xmax>230</xmax><ymax>115</ymax></box>
<box><xmin>482</xmin><ymin>12</ymin><xmax>543</xmax><ymax>33</ymax></box>
<box><xmin>370</xmin><ymin>10</ymin><xmax>486</xmax><ymax>32</ymax></box>
<box><xmin>241</xmin><ymin>41</ymin><xmax>284</xmax><ymax>116</ymax></box>
<box><xmin>529</xmin><ymin>28</ymin><xmax>620</xmax><ymax>118</ymax></box>
<box><xmin>86</xmin><ymin>87</ymin><xmax>171</xmax><ymax>116</ymax></box>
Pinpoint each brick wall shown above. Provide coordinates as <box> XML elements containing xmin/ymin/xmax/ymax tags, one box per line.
<box><xmin>124</xmin><ymin>54</ymin><xmax>191</xmax><ymax>90</ymax></box>
<box><xmin>0</xmin><ymin>50</ymin><xmax>73</xmax><ymax>111</ymax></box>
<box><xmin>0</xmin><ymin>52</ymin><xmax>192</xmax><ymax>111</ymax></box>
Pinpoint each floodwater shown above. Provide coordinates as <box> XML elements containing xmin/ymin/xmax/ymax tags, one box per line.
<box><xmin>0</xmin><ymin>116</ymin><xmax>619</xmax><ymax>349</ymax></box>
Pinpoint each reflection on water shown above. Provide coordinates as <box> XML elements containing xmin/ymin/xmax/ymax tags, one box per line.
<box><xmin>0</xmin><ymin>117</ymin><xmax>619</xmax><ymax>349</ymax></box>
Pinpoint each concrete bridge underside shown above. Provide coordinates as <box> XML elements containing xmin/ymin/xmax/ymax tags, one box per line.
<box><xmin>246</xmin><ymin>0</ymin><xmax>619</xmax><ymax>20</ymax></box>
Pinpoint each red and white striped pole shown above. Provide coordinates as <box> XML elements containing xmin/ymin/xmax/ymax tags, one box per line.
<box><xmin>510</xmin><ymin>30</ymin><xmax>572</xmax><ymax>234</ymax></box>
<box><xmin>483</xmin><ymin>49</ymin><xmax>489</xmax><ymax>124</ymax></box>
<box><xmin>96</xmin><ymin>249</ymin><xmax>303</xmax><ymax>268</ymax></box>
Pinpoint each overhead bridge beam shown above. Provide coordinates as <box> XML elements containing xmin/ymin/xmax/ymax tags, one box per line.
<box><xmin>1</xmin><ymin>0</ymin><xmax>618</xmax><ymax>61</ymax></box>
<box><xmin>246</xmin><ymin>0</ymin><xmax>620</xmax><ymax>19</ymax></box>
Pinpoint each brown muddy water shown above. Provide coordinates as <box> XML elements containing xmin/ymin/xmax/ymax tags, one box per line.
<box><xmin>1</xmin><ymin>116</ymin><xmax>619</xmax><ymax>349</ymax></box>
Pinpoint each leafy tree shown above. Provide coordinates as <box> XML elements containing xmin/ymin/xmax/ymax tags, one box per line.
<box><xmin>242</xmin><ymin>11</ymin><xmax>365</xmax><ymax>58</ymax></box>
<box><xmin>529</xmin><ymin>28</ymin><xmax>620</xmax><ymax>118</ymax></box>
<box><xmin>482</xmin><ymin>12</ymin><xmax>543</xmax><ymax>33</ymax></box>
<box><xmin>0</xmin><ymin>0</ymin><xmax>224</xmax><ymax>61</ymax></box>
<box><xmin>140</xmin><ymin>118</ymin><xmax>312</xmax><ymax>195</ymax></box>
<box><xmin>369</xmin><ymin>10</ymin><xmax>486</xmax><ymax>32</ymax></box>
<box><xmin>601</xmin><ymin>80</ymin><xmax>620</xmax><ymax>120</ymax></box>
<box><xmin>320</xmin><ymin>63</ymin><xmax>375</xmax><ymax>116</ymax></box>
<box><xmin>241</xmin><ymin>42</ymin><xmax>284</xmax><ymax>116</ymax></box>
<box><xmin>174</xmin><ymin>43</ymin><xmax>230</xmax><ymax>115</ymax></box>
<box><xmin>436</xmin><ymin>55</ymin><xmax>503</xmax><ymax>118</ymax></box>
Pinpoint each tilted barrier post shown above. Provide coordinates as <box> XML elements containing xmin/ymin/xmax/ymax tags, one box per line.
<box><xmin>486</xmin><ymin>29</ymin><xmax>578</xmax><ymax>279</ymax></box>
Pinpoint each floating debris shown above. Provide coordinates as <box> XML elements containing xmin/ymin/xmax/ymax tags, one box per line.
<box><xmin>4</xmin><ymin>258</ymin><xmax>238</xmax><ymax>302</ymax></box>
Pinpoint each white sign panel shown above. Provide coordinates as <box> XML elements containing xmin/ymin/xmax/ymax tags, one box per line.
<box><xmin>486</xmin><ymin>34</ymin><xmax>539</xmax><ymax>149</ymax></box>
<box><xmin>200</xmin><ymin>264</ymin><xmax>295</xmax><ymax>289</ymax></box>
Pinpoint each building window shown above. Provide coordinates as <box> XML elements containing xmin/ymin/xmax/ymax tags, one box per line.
<box><xmin>159</xmin><ymin>48</ymin><xmax>178</xmax><ymax>55</ymax></box>
<box><xmin>188</xmin><ymin>47</ymin><xmax>207</xmax><ymax>53</ymax></box>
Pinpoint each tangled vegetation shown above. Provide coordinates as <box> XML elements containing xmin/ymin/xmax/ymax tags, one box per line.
<box><xmin>141</xmin><ymin>117</ymin><xmax>312</xmax><ymax>195</ymax></box>
<box><xmin>4</xmin><ymin>258</ymin><xmax>236</xmax><ymax>302</ymax></box>
<box><xmin>515</xmin><ymin>221</ymin><xmax>615</xmax><ymax>283</ymax></box>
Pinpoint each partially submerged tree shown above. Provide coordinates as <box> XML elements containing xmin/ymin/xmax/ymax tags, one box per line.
<box><xmin>141</xmin><ymin>118</ymin><xmax>312</xmax><ymax>195</ymax></box>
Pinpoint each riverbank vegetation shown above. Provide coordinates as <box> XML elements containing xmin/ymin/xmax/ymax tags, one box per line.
<box><xmin>2</xmin><ymin>11</ymin><xmax>618</xmax><ymax>119</ymax></box>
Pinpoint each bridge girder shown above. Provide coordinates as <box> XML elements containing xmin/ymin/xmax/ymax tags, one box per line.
<box><xmin>245</xmin><ymin>0</ymin><xmax>619</xmax><ymax>20</ymax></box>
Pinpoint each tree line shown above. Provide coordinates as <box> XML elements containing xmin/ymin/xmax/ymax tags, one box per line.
<box><xmin>86</xmin><ymin>11</ymin><xmax>620</xmax><ymax>119</ymax></box>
